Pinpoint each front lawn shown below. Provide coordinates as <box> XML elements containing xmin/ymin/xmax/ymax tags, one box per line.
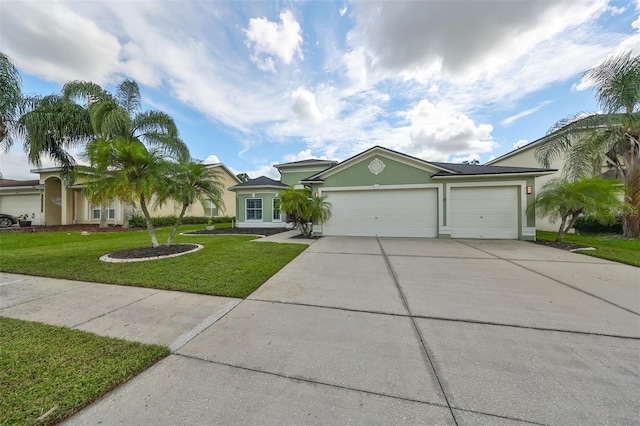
<box><xmin>537</xmin><ymin>231</ymin><xmax>640</xmax><ymax>267</ymax></box>
<box><xmin>0</xmin><ymin>317</ymin><xmax>168</xmax><ymax>425</ymax></box>
<box><xmin>0</xmin><ymin>225</ymin><xmax>306</xmax><ymax>298</ymax></box>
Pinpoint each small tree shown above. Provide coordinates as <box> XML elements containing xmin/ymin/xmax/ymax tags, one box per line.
<box><xmin>279</xmin><ymin>187</ymin><xmax>332</xmax><ymax>237</ymax></box>
<box><xmin>236</xmin><ymin>173</ymin><xmax>250</xmax><ymax>182</ymax></box>
<box><xmin>531</xmin><ymin>177</ymin><xmax>629</xmax><ymax>242</ymax></box>
<box><xmin>158</xmin><ymin>156</ymin><xmax>225</xmax><ymax>245</ymax></box>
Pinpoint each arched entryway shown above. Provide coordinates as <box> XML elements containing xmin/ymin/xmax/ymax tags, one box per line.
<box><xmin>44</xmin><ymin>177</ymin><xmax>62</xmax><ymax>225</ymax></box>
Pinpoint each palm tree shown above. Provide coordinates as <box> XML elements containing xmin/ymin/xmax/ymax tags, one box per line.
<box><xmin>157</xmin><ymin>155</ymin><xmax>225</xmax><ymax>245</ymax></box>
<box><xmin>0</xmin><ymin>52</ymin><xmax>22</xmax><ymax>149</ymax></box>
<box><xmin>279</xmin><ymin>187</ymin><xmax>332</xmax><ymax>237</ymax></box>
<box><xmin>17</xmin><ymin>94</ymin><xmax>93</xmax><ymax>176</ymax></box>
<box><xmin>531</xmin><ymin>177</ymin><xmax>628</xmax><ymax>242</ymax></box>
<box><xmin>81</xmin><ymin>137</ymin><xmax>170</xmax><ymax>247</ymax></box>
<box><xmin>535</xmin><ymin>51</ymin><xmax>640</xmax><ymax>238</ymax></box>
<box><xmin>63</xmin><ymin>79</ymin><xmax>188</xmax><ymax>228</ymax></box>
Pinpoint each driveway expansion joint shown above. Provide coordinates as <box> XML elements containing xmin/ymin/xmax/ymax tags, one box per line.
<box><xmin>174</xmin><ymin>352</ymin><xmax>453</xmax><ymax>410</ymax></box>
<box><xmin>376</xmin><ymin>237</ymin><xmax>459</xmax><ymax>425</ymax></box>
<box><xmin>169</xmin><ymin>299</ymin><xmax>242</xmax><ymax>352</ymax></box>
<box><xmin>456</xmin><ymin>240</ymin><xmax>640</xmax><ymax>317</ymax></box>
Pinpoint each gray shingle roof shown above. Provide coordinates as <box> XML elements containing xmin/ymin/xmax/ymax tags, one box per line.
<box><xmin>230</xmin><ymin>176</ymin><xmax>288</xmax><ymax>189</ymax></box>
<box><xmin>429</xmin><ymin>162</ymin><xmax>553</xmax><ymax>176</ymax></box>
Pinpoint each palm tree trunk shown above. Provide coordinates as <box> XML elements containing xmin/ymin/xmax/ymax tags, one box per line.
<box><xmin>99</xmin><ymin>206</ymin><xmax>107</xmax><ymax>228</ymax></box>
<box><xmin>122</xmin><ymin>202</ymin><xmax>130</xmax><ymax>228</ymax></box>
<box><xmin>166</xmin><ymin>203</ymin><xmax>188</xmax><ymax>245</ymax></box>
<box><xmin>139</xmin><ymin>195</ymin><xmax>159</xmax><ymax>247</ymax></box>
<box><xmin>556</xmin><ymin>216</ymin><xmax>568</xmax><ymax>242</ymax></box>
<box><xmin>622</xmin><ymin>146</ymin><xmax>640</xmax><ymax>238</ymax></box>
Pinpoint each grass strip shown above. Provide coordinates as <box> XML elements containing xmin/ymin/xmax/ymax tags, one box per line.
<box><xmin>537</xmin><ymin>231</ymin><xmax>640</xmax><ymax>267</ymax></box>
<box><xmin>0</xmin><ymin>317</ymin><xmax>169</xmax><ymax>425</ymax></box>
<box><xmin>0</xmin><ymin>225</ymin><xmax>307</xmax><ymax>298</ymax></box>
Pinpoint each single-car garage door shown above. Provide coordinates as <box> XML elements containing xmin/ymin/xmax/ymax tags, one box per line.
<box><xmin>322</xmin><ymin>188</ymin><xmax>438</xmax><ymax>237</ymax></box>
<box><xmin>450</xmin><ymin>186</ymin><xmax>518</xmax><ymax>239</ymax></box>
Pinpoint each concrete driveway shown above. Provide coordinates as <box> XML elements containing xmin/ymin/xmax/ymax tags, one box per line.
<box><xmin>2</xmin><ymin>237</ymin><xmax>639</xmax><ymax>424</ymax></box>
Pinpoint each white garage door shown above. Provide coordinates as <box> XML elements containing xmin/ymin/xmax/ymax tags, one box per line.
<box><xmin>323</xmin><ymin>188</ymin><xmax>438</xmax><ymax>237</ymax></box>
<box><xmin>450</xmin><ymin>187</ymin><xmax>518</xmax><ymax>239</ymax></box>
<box><xmin>0</xmin><ymin>194</ymin><xmax>41</xmax><ymax>224</ymax></box>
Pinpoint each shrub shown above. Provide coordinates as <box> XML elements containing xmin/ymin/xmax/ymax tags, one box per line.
<box><xmin>129</xmin><ymin>215</ymin><xmax>235</xmax><ymax>228</ymax></box>
<box><xmin>573</xmin><ymin>216</ymin><xmax>623</xmax><ymax>234</ymax></box>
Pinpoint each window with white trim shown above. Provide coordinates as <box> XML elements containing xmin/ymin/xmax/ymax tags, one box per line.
<box><xmin>205</xmin><ymin>200</ymin><xmax>218</xmax><ymax>217</ymax></box>
<box><xmin>273</xmin><ymin>198</ymin><xmax>281</xmax><ymax>221</ymax></box>
<box><xmin>246</xmin><ymin>198</ymin><xmax>262</xmax><ymax>221</ymax></box>
<box><xmin>92</xmin><ymin>203</ymin><xmax>116</xmax><ymax>220</ymax></box>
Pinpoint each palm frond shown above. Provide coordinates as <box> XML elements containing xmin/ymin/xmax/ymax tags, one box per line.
<box><xmin>115</xmin><ymin>80</ymin><xmax>141</xmax><ymax>115</ymax></box>
<box><xmin>585</xmin><ymin>51</ymin><xmax>640</xmax><ymax>113</ymax></box>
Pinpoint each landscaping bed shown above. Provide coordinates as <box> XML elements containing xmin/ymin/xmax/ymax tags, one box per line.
<box><xmin>184</xmin><ymin>227</ymin><xmax>287</xmax><ymax>236</ymax></box>
<box><xmin>0</xmin><ymin>225</ymin><xmax>306</xmax><ymax>298</ymax></box>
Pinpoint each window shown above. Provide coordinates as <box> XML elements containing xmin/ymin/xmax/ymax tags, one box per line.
<box><xmin>246</xmin><ymin>198</ymin><xmax>262</xmax><ymax>221</ymax></box>
<box><xmin>205</xmin><ymin>201</ymin><xmax>218</xmax><ymax>217</ymax></box>
<box><xmin>273</xmin><ymin>198</ymin><xmax>281</xmax><ymax>221</ymax></box>
<box><xmin>92</xmin><ymin>203</ymin><xmax>116</xmax><ymax>220</ymax></box>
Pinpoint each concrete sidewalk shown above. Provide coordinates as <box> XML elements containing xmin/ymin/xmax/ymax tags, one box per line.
<box><xmin>0</xmin><ymin>272</ymin><xmax>240</xmax><ymax>350</ymax></box>
<box><xmin>2</xmin><ymin>237</ymin><xmax>638</xmax><ymax>425</ymax></box>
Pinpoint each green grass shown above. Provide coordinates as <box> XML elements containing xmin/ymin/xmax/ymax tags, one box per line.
<box><xmin>0</xmin><ymin>225</ymin><xmax>307</xmax><ymax>298</ymax></box>
<box><xmin>537</xmin><ymin>230</ymin><xmax>640</xmax><ymax>267</ymax></box>
<box><xmin>0</xmin><ymin>317</ymin><xmax>168</xmax><ymax>425</ymax></box>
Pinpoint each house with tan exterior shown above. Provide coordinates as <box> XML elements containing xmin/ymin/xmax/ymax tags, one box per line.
<box><xmin>0</xmin><ymin>163</ymin><xmax>240</xmax><ymax>226</ymax></box>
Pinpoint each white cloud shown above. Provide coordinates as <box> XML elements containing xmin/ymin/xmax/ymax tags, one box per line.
<box><xmin>245</xmin><ymin>10</ymin><xmax>303</xmax><ymax>71</ymax></box>
<box><xmin>513</xmin><ymin>139</ymin><xmax>529</xmax><ymax>149</ymax></box>
<box><xmin>501</xmin><ymin>101</ymin><xmax>552</xmax><ymax>126</ymax></box>
<box><xmin>245</xmin><ymin>163</ymin><xmax>279</xmax><ymax>180</ymax></box>
<box><xmin>291</xmin><ymin>88</ymin><xmax>323</xmax><ymax>122</ymax></box>
<box><xmin>283</xmin><ymin>149</ymin><xmax>328</xmax><ymax>163</ymax></box>
<box><xmin>1</xmin><ymin>2</ymin><xmax>125</xmax><ymax>85</ymax></box>
<box><xmin>204</xmin><ymin>154</ymin><xmax>221</xmax><ymax>164</ymax></box>
<box><xmin>339</xmin><ymin>6</ymin><xmax>348</xmax><ymax>17</ymax></box>
<box><xmin>451</xmin><ymin>153</ymin><xmax>481</xmax><ymax>164</ymax></box>
<box><xmin>402</xmin><ymin>100</ymin><xmax>496</xmax><ymax>156</ymax></box>
<box><xmin>349</xmin><ymin>0</ymin><xmax>608</xmax><ymax>78</ymax></box>
<box><xmin>0</xmin><ymin>144</ymin><xmax>85</xmax><ymax>180</ymax></box>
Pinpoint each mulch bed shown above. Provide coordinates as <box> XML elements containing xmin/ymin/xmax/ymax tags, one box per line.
<box><xmin>532</xmin><ymin>240</ymin><xmax>591</xmax><ymax>251</ymax></box>
<box><xmin>184</xmin><ymin>227</ymin><xmax>287</xmax><ymax>236</ymax></box>
<box><xmin>107</xmin><ymin>244</ymin><xmax>200</xmax><ymax>259</ymax></box>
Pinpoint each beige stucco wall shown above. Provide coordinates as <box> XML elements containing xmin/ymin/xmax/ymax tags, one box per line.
<box><xmin>490</xmin><ymin>147</ymin><xmax>564</xmax><ymax>231</ymax></box>
<box><xmin>23</xmin><ymin>163</ymin><xmax>240</xmax><ymax>226</ymax></box>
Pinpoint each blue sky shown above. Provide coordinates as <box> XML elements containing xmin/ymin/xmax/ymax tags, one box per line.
<box><xmin>2</xmin><ymin>0</ymin><xmax>639</xmax><ymax>180</ymax></box>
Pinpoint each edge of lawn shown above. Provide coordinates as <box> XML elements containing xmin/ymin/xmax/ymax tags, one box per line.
<box><xmin>536</xmin><ymin>230</ymin><xmax>640</xmax><ymax>267</ymax></box>
<box><xmin>0</xmin><ymin>225</ymin><xmax>309</xmax><ymax>298</ymax></box>
<box><xmin>0</xmin><ymin>316</ymin><xmax>170</xmax><ymax>425</ymax></box>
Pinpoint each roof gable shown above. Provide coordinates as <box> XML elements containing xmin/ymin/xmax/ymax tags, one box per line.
<box><xmin>303</xmin><ymin>146</ymin><xmax>445</xmax><ymax>182</ymax></box>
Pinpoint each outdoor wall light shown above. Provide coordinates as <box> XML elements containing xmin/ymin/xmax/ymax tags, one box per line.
<box><xmin>526</xmin><ymin>186</ymin><xmax>533</xmax><ymax>194</ymax></box>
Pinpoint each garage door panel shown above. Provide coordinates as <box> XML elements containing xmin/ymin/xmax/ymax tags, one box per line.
<box><xmin>323</xmin><ymin>189</ymin><xmax>437</xmax><ymax>238</ymax></box>
<box><xmin>451</xmin><ymin>187</ymin><xmax>518</xmax><ymax>239</ymax></box>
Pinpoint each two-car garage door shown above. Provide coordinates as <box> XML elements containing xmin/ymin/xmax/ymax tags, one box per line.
<box><xmin>322</xmin><ymin>186</ymin><xmax>519</xmax><ymax>239</ymax></box>
<box><xmin>322</xmin><ymin>188</ymin><xmax>438</xmax><ymax>238</ymax></box>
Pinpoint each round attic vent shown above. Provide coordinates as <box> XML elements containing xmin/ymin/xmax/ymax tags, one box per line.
<box><xmin>368</xmin><ymin>158</ymin><xmax>385</xmax><ymax>175</ymax></box>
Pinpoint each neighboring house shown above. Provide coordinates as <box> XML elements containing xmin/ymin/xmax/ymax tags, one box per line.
<box><xmin>0</xmin><ymin>179</ymin><xmax>43</xmax><ymax>224</ymax></box>
<box><xmin>0</xmin><ymin>163</ymin><xmax>240</xmax><ymax>226</ymax></box>
<box><xmin>487</xmin><ymin>137</ymin><xmax>568</xmax><ymax>232</ymax></box>
<box><xmin>231</xmin><ymin>146</ymin><xmax>554</xmax><ymax>240</ymax></box>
